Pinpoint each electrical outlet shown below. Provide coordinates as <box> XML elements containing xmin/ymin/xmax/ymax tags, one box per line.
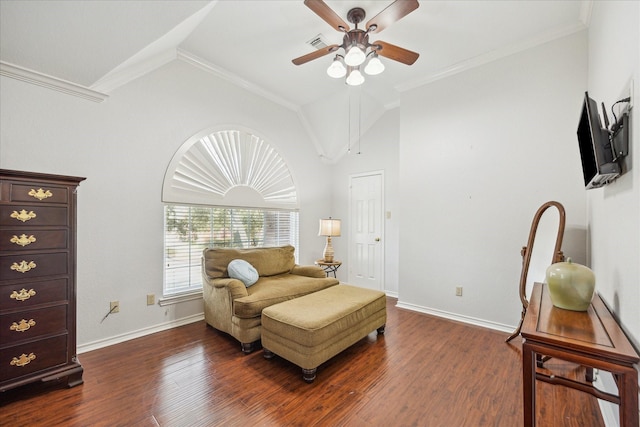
<box><xmin>455</xmin><ymin>287</ymin><xmax>463</xmax><ymax>297</ymax></box>
<box><xmin>110</xmin><ymin>301</ymin><xmax>119</xmax><ymax>313</ymax></box>
<box><xmin>146</xmin><ymin>294</ymin><xmax>155</xmax><ymax>306</ymax></box>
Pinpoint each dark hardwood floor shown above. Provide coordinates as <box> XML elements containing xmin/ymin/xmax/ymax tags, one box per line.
<box><xmin>1</xmin><ymin>297</ymin><xmax>604</xmax><ymax>426</ymax></box>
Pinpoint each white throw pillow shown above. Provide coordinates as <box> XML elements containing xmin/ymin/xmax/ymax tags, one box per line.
<box><xmin>228</xmin><ymin>259</ymin><xmax>259</xmax><ymax>287</ymax></box>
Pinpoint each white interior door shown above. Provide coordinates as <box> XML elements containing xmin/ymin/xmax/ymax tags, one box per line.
<box><xmin>348</xmin><ymin>172</ymin><xmax>384</xmax><ymax>291</ymax></box>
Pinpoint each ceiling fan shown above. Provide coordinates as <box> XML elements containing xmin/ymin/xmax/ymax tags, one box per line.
<box><xmin>292</xmin><ymin>0</ymin><xmax>420</xmax><ymax>85</ymax></box>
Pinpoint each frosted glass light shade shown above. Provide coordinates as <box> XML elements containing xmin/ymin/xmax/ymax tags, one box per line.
<box><xmin>318</xmin><ymin>218</ymin><xmax>341</xmax><ymax>236</ymax></box>
<box><xmin>364</xmin><ymin>56</ymin><xmax>385</xmax><ymax>75</ymax></box>
<box><xmin>346</xmin><ymin>68</ymin><xmax>365</xmax><ymax>86</ymax></box>
<box><xmin>327</xmin><ymin>58</ymin><xmax>346</xmax><ymax>78</ymax></box>
<box><xmin>344</xmin><ymin>45</ymin><xmax>366</xmax><ymax>66</ymax></box>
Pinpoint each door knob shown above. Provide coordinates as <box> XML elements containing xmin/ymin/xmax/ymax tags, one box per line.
<box><xmin>375</xmin><ymin>237</ymin><xmax>380</xmax><ymax>242</ymax></box>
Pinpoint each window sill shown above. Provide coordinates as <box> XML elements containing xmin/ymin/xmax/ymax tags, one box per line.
<box><xmin>159</xmin><ymin>290</ymin><xmax>203</xmax><ymax>307</ymax></box>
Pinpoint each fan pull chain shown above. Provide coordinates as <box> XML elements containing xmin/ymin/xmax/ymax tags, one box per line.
<box><xmin>348</xmin><ymin>89</ymin><xmax>352</xmax><ymax>154</ymax></box>
<box><xmin>358</xmin><ymin>86</ymin><xmax>362</xmax><ymax>154</ymax></box>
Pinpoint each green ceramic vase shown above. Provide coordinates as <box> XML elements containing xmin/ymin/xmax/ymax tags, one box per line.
<box><xmin>545</xmin><ymin>258</ymin><xmax>596</xmax><ymax>311</ymax></box>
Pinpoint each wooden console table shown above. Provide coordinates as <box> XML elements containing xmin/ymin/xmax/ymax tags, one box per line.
<box><xmin>522</xmin><ymin>283</ymin><xmax>639</xmax><ymax>426</ymax></box>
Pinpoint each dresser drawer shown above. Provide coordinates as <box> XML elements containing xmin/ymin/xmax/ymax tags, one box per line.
<box><xmin>0</xmin><ymin>206</ymin><xmax>68</xmax><ymax>226</ymax></box>
<box><xmin>4</xmin><ymin>182</ymin><xmax>69</xmax><ymax>204</ymax></box>
<box><xmin>0</xmin><ymin>229</ymin><xmax>68</xmax><ymax>251</ymax></box>
<box><xmin>0</xmin><ymin>334</ymin><xmax>67</xmax><ymax>382</ymax></box>
<box><xmin>0</xmin><ymin>305</ymin><xmax>67</xmax><ymax>344</ymax></box>
<box><xmin>0</xmin><ymin>278</ymin><xmax>68</xmax><ymax>310</ymax></box>
<box><xmin>0</xmin><ymin>170</ymin><xmax>84</xmax><ymax>392</ymax></box>
<box><xmin>0</xmin><ymin>252</ymin><xmax>68</xmax><ymax>281</ymax></box>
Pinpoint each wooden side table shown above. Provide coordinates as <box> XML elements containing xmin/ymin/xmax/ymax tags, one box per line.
<box><xmin>521</xmin><ymin>283</ymin><xmax>639</xmax><ymax>426</ymax></box>
<box><xmin>314</xmin><ymin>260</ymin><xmax>341</xmax><ymax>278</ymax></box>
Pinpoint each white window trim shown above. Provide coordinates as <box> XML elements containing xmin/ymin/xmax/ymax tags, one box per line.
<box><xmin>162</xmin><ymin>126</ymin><xmax>298</xmax><ymax>209</ymax></box>
<box><xmin>161</xmin><ymin>127</ymin><xmax>300</xmax><ymax>299</ymax></box>
<box><xmin>163</xmin><ymin>204</ymin><xmax>299</xmax><ymax>297</ymax></box>
<box><xmin>158</xmin><ymin>290</ymin><xmax>203</xmax><ymax>307</ymax></box>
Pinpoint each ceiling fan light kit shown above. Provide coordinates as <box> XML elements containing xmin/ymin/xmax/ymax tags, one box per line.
<box><xmin>345</xmin><ymin>67</ymin><xmax>365</xmax><ymax>86</ymax></box>
<box><xmin>344</xmin><ymin>44</ymin><xmax>367</xmax><ymax>66</ymax></box>
<box><xmin>364</xmin><ymin>53</ymin><xmax>385</xmax><ymax>76</ymax></box>
<box><xmin>294</xmin><ymin>0</ymin><xmax>420</xmax><ymax>86</ymax></box>
<box><xmin>326</xmin><ymin>55</ymin><xmax>347</xmax><ymax>78</ymax></box>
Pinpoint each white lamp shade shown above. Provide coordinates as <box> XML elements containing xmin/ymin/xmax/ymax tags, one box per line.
<box><xmin>364</xmin><ymin>56</ymin><xmax>385</xmax><ymax>75</ymax></box>
<box><xmin>344</xmin><ymin>45</ymin><xmax>366</xmax><ymax>66</ymax></box>
<box><xmin>318</xmin><ymin>218</ymin><xmax>341</xmax><ymax>236</ymax></box>
<box><xmin>346</xmin><ymin>68</ymin><xmax>365</xmax><ymax>86</ymax></box>
<box><xmin>327</xmin><ymin>58</ymin><xmax>347</xmax><ymax>78</ymax></box>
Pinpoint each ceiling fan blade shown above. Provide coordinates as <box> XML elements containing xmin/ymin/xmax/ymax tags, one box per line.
<box><xmin>292</xmin><ymin>44</ymin><xmax>340</xmax><ymax>65</ymax></box>
<box><xmin>304</xmin><ymin>0</ymin><xmax>350</xmax><ymax>32</ymax></box>
<box><xmin>366</xmin><ymin>0</ymin><xmax>419</xmax><ymax>34</ymax></box>
<box><xmin>372</xmin><ymin>40</ymin><xmax>419</xmax><ymax>65</ymax></box>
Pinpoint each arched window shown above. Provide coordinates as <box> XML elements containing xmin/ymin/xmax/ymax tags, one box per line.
<box><xmin>162</xmin><ymin>127</ymin><xmax>299</xmax><ymax>297</ymax></box>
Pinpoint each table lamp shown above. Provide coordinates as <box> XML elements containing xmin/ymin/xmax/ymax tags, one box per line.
<box><xmin>318</xmin><ymin>217</ymin><xmax>341</xmax><ymax>262</ymax></box>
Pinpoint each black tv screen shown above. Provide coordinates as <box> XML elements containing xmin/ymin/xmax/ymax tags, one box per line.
<box><xmin>576</xmin><ymin>92</ymin><xmax>619</xmax><ymax>189</ymax></box>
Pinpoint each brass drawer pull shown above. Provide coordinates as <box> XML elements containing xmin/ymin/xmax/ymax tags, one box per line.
<box><xmin>10</xmin><ymin>209</ymin><xmax>37</xmax><ymax>222</ymax></box>
<box><xmin>10</xmin><ymin>261</ymin><xmax>37</xmax><ymax>273</ymax></box>
<box><xmin>10</xmin><ymin>353</ymin><xmax>36</xmax><ymax>367</ymax></box>
<box><xmin>10</xmin><ymin>234</ymin><xmax>37</xmax><ymax>247</ymax></box>
<box><xmin>28</xmin><ymin>188</ymin><xmax>53</xmax><ymax>201</ymax></box>
<box><xmin>10</xmin><ymin>288</ymin><xmax>37</xmax><ymax>301</ymax></box>
<box><xmin>10</xmin><ymin>319</ymin><xmax>36</xmax><ymax>332</ymax></box>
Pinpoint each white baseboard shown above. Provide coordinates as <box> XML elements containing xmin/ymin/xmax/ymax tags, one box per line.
<box><xmin>396</xmin><ymin>301</ymin><xmax>627</xmax><ymax>425</ymax></box>
<box><xmin>395</xmin><ymin>300</ymin><xmax>514</xmax><ymax>334</ymax></box>
<box><xmin>77</xmin><ymin>313</ymin><xmax>204</xmax><ymax>354</ymax></box>
<box><xmin>77</xmin><ymin>287</ymin><xmax>394</xmax><ymax>354</ymax></box>
<box><xmin>338</xmin><ymin>281</ymin><xmax>398</xmax><ymax>299</ymax></box>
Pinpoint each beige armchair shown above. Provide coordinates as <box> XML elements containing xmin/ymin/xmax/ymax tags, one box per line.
<box><xmin>202</xmin><ymin>245</ymin><xmax>339</xmax><ymax>353</ymax></box>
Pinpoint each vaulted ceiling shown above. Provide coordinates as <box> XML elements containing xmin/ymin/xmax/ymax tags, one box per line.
<box><xmin>1</xmin><ymin>1</ymin><xmax>590</xmax><ymax>161</ymax></box>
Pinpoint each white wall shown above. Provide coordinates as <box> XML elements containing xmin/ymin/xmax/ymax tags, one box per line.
<box><xmin>396</xmin><ymin>31</ymin><xmax>588</xmax><ymax>329</ymax></box>
<box><xmin>579</xmin><ymin>5</ymin><xmax>639</xmax><ymax>423</ymax></box>
<box><xmin>3</xmin><ymin>5</ymin><xmax>636</xmax><ymax>363</ymax></box>
<box><xmin>587</xmin><ymin>0</ymin><xmax>639</xmax><ymax>349</ymax></box>
<box><xmin>0</xmin><ymin>60</ymin><xmax>334</xmax><ymax>348</ymax></box>
<box><xmin>331</xmin><ymin>108</ymin><xmax>401</xmax><ymax>295</ymax></box>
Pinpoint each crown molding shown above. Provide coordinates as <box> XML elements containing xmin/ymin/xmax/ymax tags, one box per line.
<box><xmin>296</xmin><ymin>109</ymin><xmax>329</xmax><ymax>161</ymax></box>
<box><xmin>91</xmin><ymin>1</ymin><xmax>218</xmax><ymax>94</ymax></box>
<box><xmin>0</xmin><ymin>61</ymin><xmax>108</xmax><ymax>103</ymax></box>
<box><xmin>397</xmin><ymin>22</ymin><xmax>588</xmax><ymax>92</ymax></box>
<box><xmin>176</xmin><ymin>49</ymin><xmax>335</xmax><ymax>163</ymax></box>
<box><xmin>177</xmin><ymin>49</ymin><xmax>298</xmax><ymax>112</ymax></box>
<box><xmin>91</xmin><ymin>49</ymin><xmax>178</xmax><ymax>93</ymax></box>
<box><xmin>579</xmin><ymin>1</ymin><xmax>593</xmax><ymax>27</ymax></box>
<box><xmin>384</xmin><ymin>99</ymin><xmax>400</xmax><ymax>110</ymax></box>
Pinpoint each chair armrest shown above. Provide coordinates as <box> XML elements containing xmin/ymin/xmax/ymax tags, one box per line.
<box><xmin>291</xmin><ymin>265</ymin><xmax>327</xmax><ymax>278</ymax></box>
<box><xmin>209</xmin><ymin>278</ymin><xmax>249</xmax><ymax>299</ymax></box>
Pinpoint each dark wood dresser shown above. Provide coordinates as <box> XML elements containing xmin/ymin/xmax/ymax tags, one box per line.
<box><xmin>0</xmin><ymin>169</ymin><xmax>85</xmax><ymax>392</ymax></box>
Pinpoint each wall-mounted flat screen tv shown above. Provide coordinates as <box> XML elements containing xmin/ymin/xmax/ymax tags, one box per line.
<box><xmin>577</xmin><ymin>92</ymin><xmax>619</xmax><ymax>189</ymax></box>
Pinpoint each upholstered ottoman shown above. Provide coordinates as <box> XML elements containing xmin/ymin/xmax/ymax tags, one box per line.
<box><xmin>261</xmin><ymin>284</ymin><xmax>386</xmax><ymax>383</ymax></box>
